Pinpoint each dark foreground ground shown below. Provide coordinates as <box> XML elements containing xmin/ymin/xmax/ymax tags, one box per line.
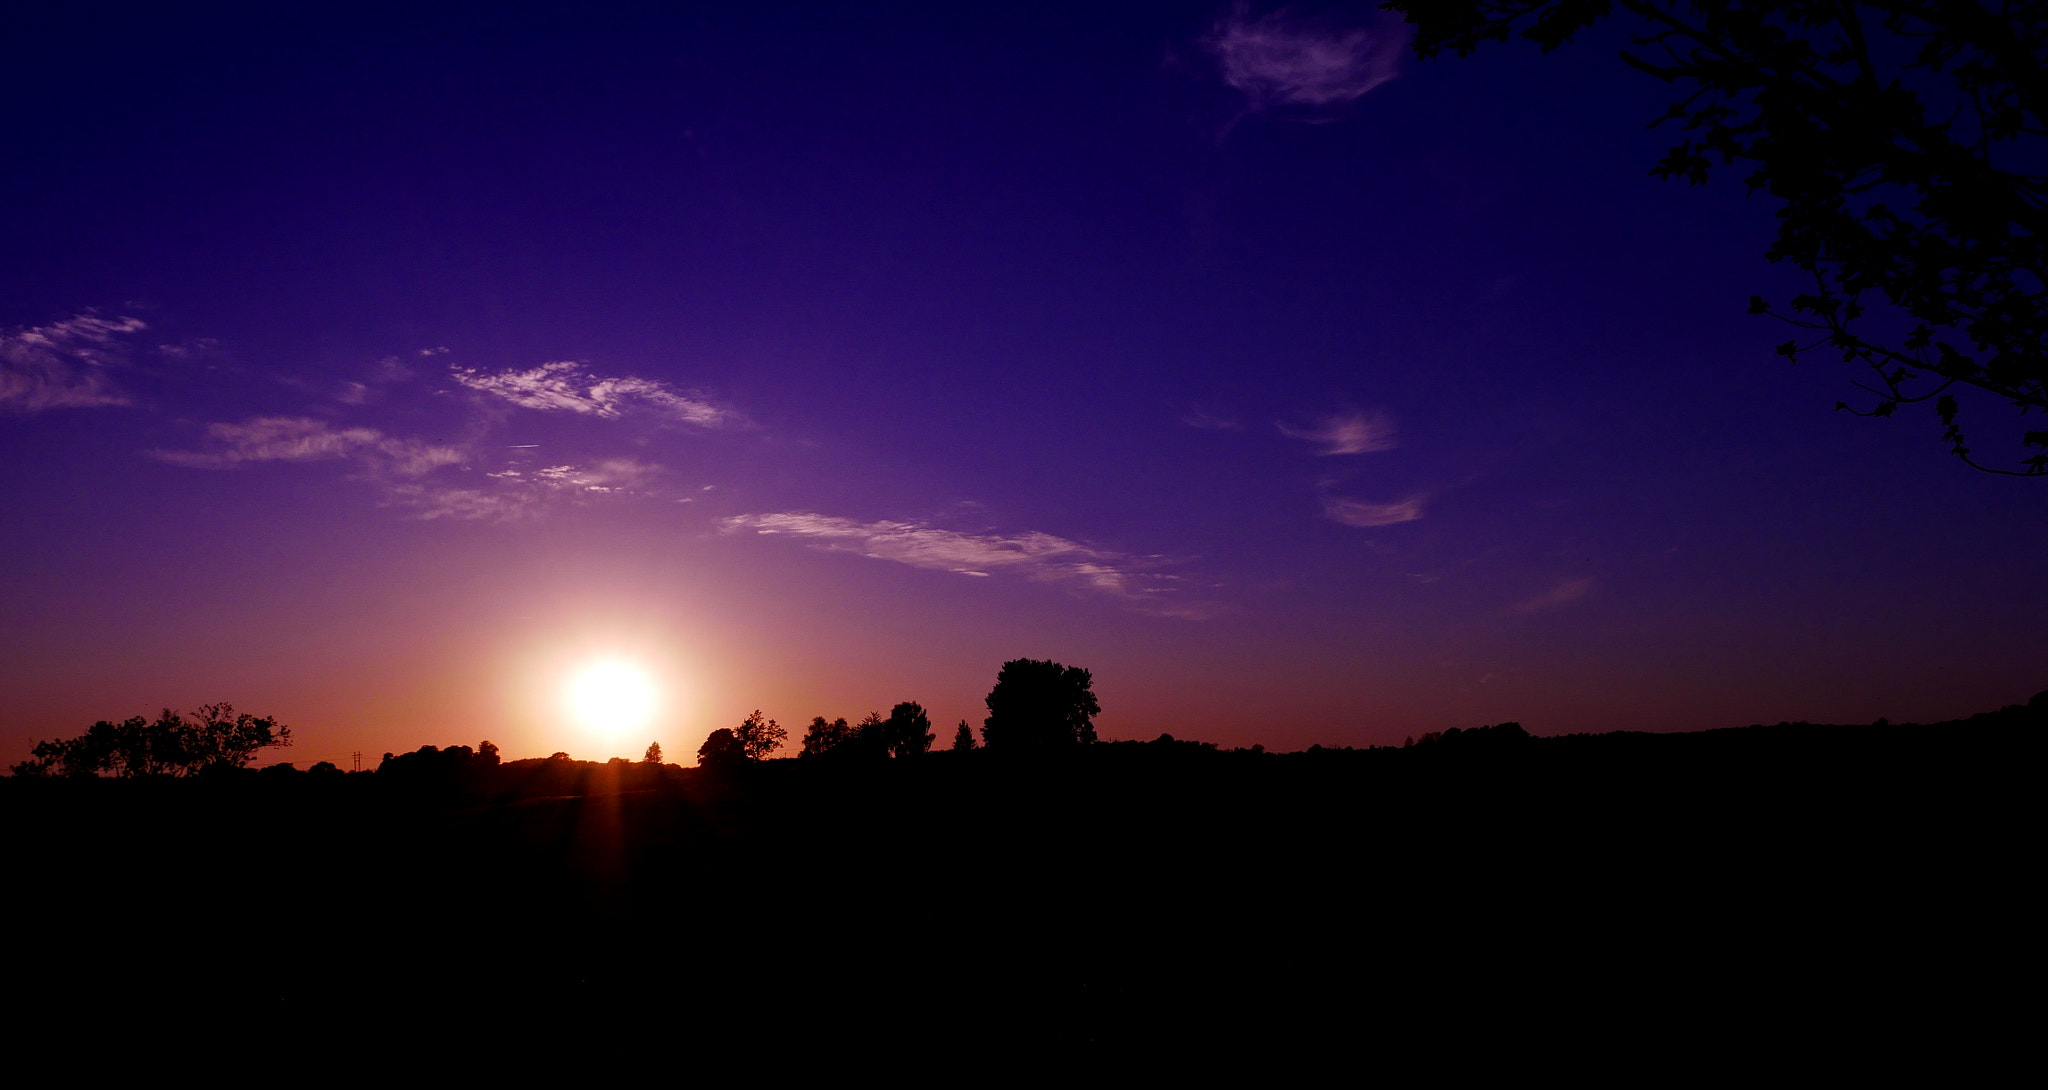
<box><xmin>8</xmin><ymin>699</ymin><xmax>2037</xmax><ymax>1069</ymax></box>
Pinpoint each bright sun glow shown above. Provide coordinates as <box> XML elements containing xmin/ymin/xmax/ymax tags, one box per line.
<box><xmin>564</xmin><ymin>658</ymin><xmax>660</xmax><ymax>738</ymax></box>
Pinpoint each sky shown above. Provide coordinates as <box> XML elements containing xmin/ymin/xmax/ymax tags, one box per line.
<box><xmin>4</xmin><ymin>2</ymin><xmax>2044</xmax><ymax>769</ymax></box>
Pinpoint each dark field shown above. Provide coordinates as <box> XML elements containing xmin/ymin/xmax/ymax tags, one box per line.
<box><xmin>9</xmin><ymin>702</ymin><xmax>2034</xmax><ymax>1067</ymax></box>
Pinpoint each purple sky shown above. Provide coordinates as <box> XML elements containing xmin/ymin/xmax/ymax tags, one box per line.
<box><xmin>5</xmin><ymin>3</ymin><xmax>2043</xmax><ymax>769</ymax></box>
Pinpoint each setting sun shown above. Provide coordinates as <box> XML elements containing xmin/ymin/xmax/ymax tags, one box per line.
<box><xmin>564</xmin><ymin>658</ymin><xmax>659</xmax><ymax>740</ymax></box>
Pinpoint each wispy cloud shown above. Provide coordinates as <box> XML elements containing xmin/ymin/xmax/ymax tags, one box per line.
<box><xmin>484</xmin><ymin>459</ymin><xmax>661</xmax><ymax>495</ymax></box>
<box><xmin>451</xmin><ymin>361</ymin><xmax>734</xmax><ymax>426</ymax></box>
<box><xmin>721</xmin><ymin>512</ymin><xmax>1216</xmax><ymax>617</ymax></box>
<box><xmin>1322</xmin><ymin>494</ymin><xmax>1426</xmax><ymax>527</ymax></box>
<box><xmin>154</xmin><ymin>416</ymin><xmax>668</xmax><ymax>522</ymax></box>
<box><xmin>1513</xmin><ymin>577</ymin><xmax>1594</xmax><ymax>614</ymax></box>
<box><xmin>1280</xmin><ymin>408</ymin><xmax>1397</xmax><ymax>455</ymax></box>
<box><xmin>0</xmin><ymin>313</ymin><xmax>146</xmax><ymax>413</ymax></box>
<box><xmin>154</xmin><ymin>337</ymin><xmax>222</xmax><ymax>364</ymax></box>
<box><xmin>150</xmin><ymin>417</ymin><xmax>466</xmax><ymax>477</ymax></box>
<box><xmin>390</xmin><ymin>458</ymin><xmax>664</xmax><ymax>521</ymax></box>
<box><xmin>722</xmin><ymin>512</ymin><xmax>1103</xmax><ymax>576</ymax></box>
<box><xmin>1181</xmin><ymin>406</ymin><xmax>1245</xmax><ymax>431</ymax></box>
<box><xmin>336</xmin><ymin>355</ymin><xmax>421</xmax><ymax>406</ymax></box>
<box><xmin>1205</xmin><ymin>4</ymin><xmax>1409</xmax><ymax>113</ymax></box>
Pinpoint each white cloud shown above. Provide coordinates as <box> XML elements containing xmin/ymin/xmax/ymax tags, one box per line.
<box><xmin>154</xmin><ymin>336</ymin><xmax>222</xmax><ymax>364</ymax></box>
<box><xmin>0</xmin><ymin>313</ymin><xmax>146</xmax><ymax>413</ymax></box>
<box><xmin>721</xmin><ymin>511</ymin><xmax>1216</xmax><ymax>617</ymax></box>
<box><xmin>1281</xmin><ymin>408</ymin><xmax>1397</xmax><ymax>455</ymax></box>
<box><xmin>151</xmin><ymin>400</ymin><xmax>674</xmax><ymax>522</ymax></box>
<box><xmin>485</xmin><ymin>459</ymin><xmax>661</xmax><ymax>494</ymax></box>
<box><xmin>1513</xmin><ymin>577</ymin><xmax>1594</xmax><ymax>614</ymax></box>
<box><xmin>451</xmin><ymin>361</ymin><xmax>733</xmax><ymax>426</ymax></box>
<box><xmin>150</xmin><ymin>417</ymin><xmax>465</xmax><ymax>477</ymax></box>
<box><xmin>1323</xmin><ymin>494</ymin><xmax>1426</xmax><ymax>527</ymax></box>
<box><xmin>724</xmin><ymin>512</ymin><xmax>1096</xmax><ymax>573</ymax></box>
<box><xmin>389</xmin><ymin>458</ymin><xmax>663</xmax><ymax>521</ymax></box>
<box><xmin>382</xmin><ymin>484</ymin><xmax>528</xmax><ymax>522</ymax></box>
<box><xmin>337</xmin><ymin>355</ymin><xmax>421</xmax><ymax>405</ymax></box>
<box><xmin>1205</xmin><ymin>4</ymin><xmax>1409</xmax><ymax>112</ymax></box>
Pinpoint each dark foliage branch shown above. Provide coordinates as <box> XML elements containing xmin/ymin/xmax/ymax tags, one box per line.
<box><xmin>1385</xmin><ymin>0</ymin><xmax>2048</xmax><ymax>474</ymax></box>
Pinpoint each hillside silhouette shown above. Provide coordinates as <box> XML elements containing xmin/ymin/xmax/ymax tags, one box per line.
<box><xmin>8</xmin><ymin>692</ymin><xmax>2037</xmax><ymax>1066</ymax></box>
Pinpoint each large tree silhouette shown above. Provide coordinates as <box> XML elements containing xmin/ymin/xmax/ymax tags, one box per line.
<box><xmin>1385</xmin><ymin>0</ymin><xmax>2048</xmax><ymax>475</ymax></box>
<box><xmin>12</xmin><ymin>703</ymin><xmax>291</xmax><ymax>778</ymax></box>
<box><xmin>848</xmin><ymin>711</ymin><xmax>891</xmax><ymax>760</ymax></box>
<box><xmin>801</xmin><ymin>716</ymin><xmax>849</xmax><ymax>758</ymax></box>
<box><xmin>733</xmin><ymin>710</ymin><xmax>787</xmax><ymax>762</ymax></box>
<box><xmin>884</xmin><ymin>701</ymin><xmax>936</xmax><ymax>758</ymax></box>
<box><xmin>697</xmin><ymin>728</ymin><xmax>746</xmax><ymax>768</ymax></box>
<box><xmin>982</xmin><ymin>659</ymin><xmax>1100</xmax><ymax>749</ymax></box>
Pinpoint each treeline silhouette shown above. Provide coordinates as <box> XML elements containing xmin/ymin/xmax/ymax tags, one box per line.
<box><xmin>10</xmin><ymin>682</ymin><xmax>2038</xmax><ymax>1066</ymax></box>
<box><xmin>136</xmin><ymin>688</ymin><xmax>2026</xmax><ymax>805</ymax></box>
<box><xmin>11</xmin><ymin>702</ymin><xmax>290</xmax><ymax>778</ymax></box>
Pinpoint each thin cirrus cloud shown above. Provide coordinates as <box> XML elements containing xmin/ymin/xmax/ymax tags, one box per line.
<box><xmin>451</xmin><ymin>361</ymin><xmax>735</xmax><ymax>426</ymax></box>
<box><xmin>721</xmin><ymin>512</ymin><xmax>1215</xmax><ymax>618</ymax></box>
<box><xmin>1323</xmin><ymin>494</ymin><xmax>1426</xmax><ymax>527</ymax></box>
<box><xmin>153</xmin><ymin>416</ymin><xmax>669</xmax><ymax>522</ymax></box>
<box><xmin>336</xmin><ymin>354</ymin><xmax>424</xmax><ymax>406</ymax></box>
<box><xmin>0</xmin><ymin>313</ymin><xmax>709</xmax><ymax>523</ymax></box>
<box><xmin>0</xmin><ymin>313</ymin><xmax>146</xmax><ymax>413</ymax></box>
<box><xmin>390</xmin><ymin>458</ymin><xmax>665</xmax><ymax>521</ymax></box>
<box><xmin>1204</xmin><ymin>4</ymin><xmax>1410</xmax><ymax>113</ymax></box>
<box><xmin>1280</xmin><ymin>409</ymin><xmax>1397</xmax><ymax>455</ymax></box>
<box><xmin>150</xmin><ymin>417</ymin><xmax>467</xmax><ymax>477</ymax></box>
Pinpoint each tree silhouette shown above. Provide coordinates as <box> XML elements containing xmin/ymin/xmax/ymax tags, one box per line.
<box><xmin>1385</xmin><ymin>0</ymin><xmax>2048</xmax><ymax>474</ymax></box>
<box><xmin>643</xmin><ymin>741</ymin><xmax>663</xmax><ymax>764</ymax></box>
<box><xmin>1407</xmin><ymin>721</ymin><xmax>1533</xmax><ymax>751</ymax></box>
<box><xmin>843</xmin><ymin>711</ymin><xmax>891</xmax><ymax>760</ymax></box>
<box><xmin>885</xmin><ymin>701</ymin><xmax>935</xmax><ymax>758</ymax></box>
<box><xmin>697</xmin><ymin>728</ymin><xmax>745</xmax><ymax>768</ymax></box>
<box><xmin>733</xmin><ymin>710</ymin><xmax>787</xmax><ymax>761</ymax></box>
<box><xmin>952</xmin><ymin>720</ymin><xmax>978</xmax><ymax>751</ymax></box>
<box><xmin>374</xmin><ymin>742</ymin><xmax>501</xmax><ymax>798</ymax></box>
<box><xmin>801</xmin><ymin>716</ymin><xmax>852</xmax><ymax>759</ymax></box>
<box><xmin>982</xmin><ymin>659</ymin><xmax>1100</xmax><ymax>749</ymax></box>
<box><xmin>182</xmin><ymin>702</ymin><xmax>292</xmax><ymax>771</ymax></box>
<box><xmin>11</xmin><ymin>703</ymin><xmax>291</xmax><ymax>778</ymax></box>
